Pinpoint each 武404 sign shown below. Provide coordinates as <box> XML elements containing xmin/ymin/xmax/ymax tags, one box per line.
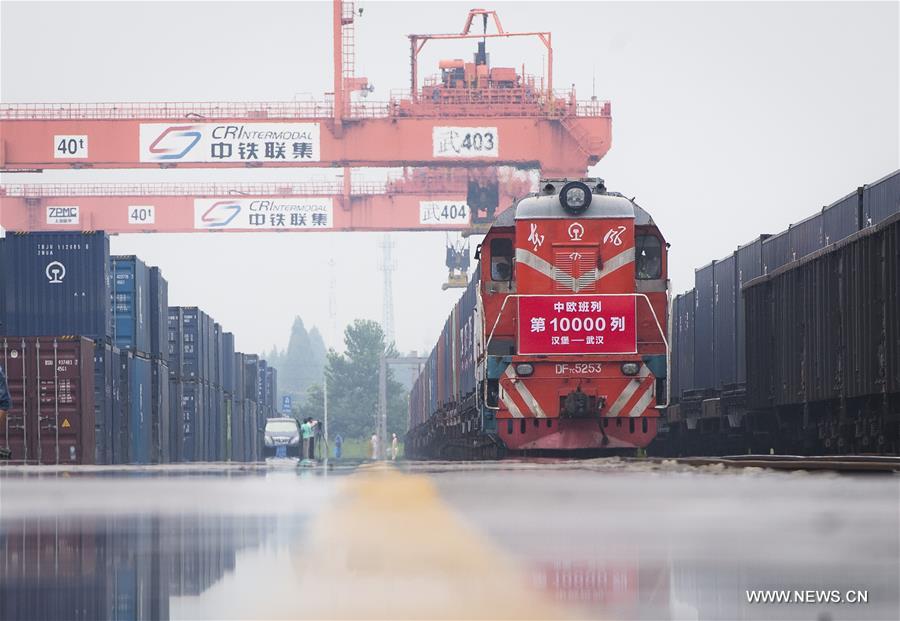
<box><xmin>517</xmin><ymin>295</ymin><xmax>637</xmax><ymax>355</ymax></box>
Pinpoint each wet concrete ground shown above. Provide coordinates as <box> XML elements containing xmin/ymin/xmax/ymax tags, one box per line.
<box><xmin>1</xmin><ymin>459</ymin><xmax>898</xmax><ymax>620</ymax></box>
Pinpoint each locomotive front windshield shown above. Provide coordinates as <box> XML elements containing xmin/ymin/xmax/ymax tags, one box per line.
<box><xmin>636</xmin><ymin>234</ymin><xmax>662</xmax><ymax>279</ymax></box>
<box><xmin>490</xmin><ymin>238</ymin><xmax>514</xmax><ymax>281</ymax></box>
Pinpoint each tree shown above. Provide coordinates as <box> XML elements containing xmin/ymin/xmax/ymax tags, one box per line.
<box><xmin>270</xmin><ymin>317</ymin><xmax>327</xmax><ymax>407</ymax></box>
<box><xmin>324</xmin><ymin>319</ymin><xmax>407</xmax><ymax>439</ymax></box>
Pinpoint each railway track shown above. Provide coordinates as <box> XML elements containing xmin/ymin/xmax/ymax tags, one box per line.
<box><xmin>646</xmin><ymin>454</ymin><xmax>900</xmax><ymax>473</ymax></box>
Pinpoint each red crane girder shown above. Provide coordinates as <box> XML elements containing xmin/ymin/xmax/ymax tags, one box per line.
<box><xmin>0</xmin><ymin>182</ymin><xmax>522</xmax><ymax>233</ymax></box>
<box><xmin>0</xmin><ymin>100</ymin><xmax>611</xmax><ymax>174</ymax></box>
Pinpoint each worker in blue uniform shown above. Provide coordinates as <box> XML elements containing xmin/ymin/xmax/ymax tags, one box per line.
<box><xmin>0</xmin><ymin>365</ymin><xmax>11</xmax><ymax>460</ymax></box>
<box><xmin>334</xmin><ymin>434</ymin><xmax>343</xmax><ymax>459</ymax></box>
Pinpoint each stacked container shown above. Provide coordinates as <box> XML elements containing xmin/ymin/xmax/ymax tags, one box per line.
<box><xmin>110</xmin><ymin>256</ymin><xmax>155</xmax><ymax>464</ymax></box>
<box><xmin>0</xmin><ymin>230</ymin><xmax>278</xmax><ymax>464</ymax></box>
<box><xmin>0</xmin><ymin>336</ymin><xmax>96</xmax><ymax>464</ymax></box>
<box><xmin>148</xmin><ymin>266</ymin><xmax>170</xmax><ymax>463</ymax></box>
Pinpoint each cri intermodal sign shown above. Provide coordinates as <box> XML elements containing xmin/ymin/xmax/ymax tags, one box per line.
<box><xmin>139</xmin><ymin>123</ymin><xmax>320</xmax><ymax>163</ymax></box>
<box><xmin>194</xmin><ymin>198</ymin><xmax>333</xmax><ymax>230</ymax></box>
<box><xmin>517</xmin><ymin>295</ymin><xmax>637</xmax><ymax>355</ymax></box>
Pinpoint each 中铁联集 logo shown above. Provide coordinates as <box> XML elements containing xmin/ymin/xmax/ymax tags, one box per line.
<box><xmin>148</xmin><ymin>125</ymin><xmax>201</xmax><ymax>160</ymax></box>
<box><xmin>46</xmin><ymin>261</ymin><xmax>66</xmax><ymax>284</ymax></box>
<box><xmin>200</xmin><ymin>201</ymin><xmax>241</xmax><ymax>227</ymax></box>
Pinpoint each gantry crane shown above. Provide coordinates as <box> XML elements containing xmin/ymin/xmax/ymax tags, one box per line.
<box><xmin>0</xmin><ymin>1</ymin><xmax>612</xmax><ymax>284</ymax></box>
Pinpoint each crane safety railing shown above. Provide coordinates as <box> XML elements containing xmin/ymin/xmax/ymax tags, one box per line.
<box><xmin>0</xmin><ymin>181</ymin><xmax>438</xmax><ymax>197</ymax></box>
<box><xmin>0</xmin><ymin>96</ymin><xmax>610</xmax><ymax>121</ymax></box>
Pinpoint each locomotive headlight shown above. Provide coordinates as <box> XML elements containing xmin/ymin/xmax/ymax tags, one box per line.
<box><xmin>621</xmin><ymin>362</ymin><xmax>640</xmax><ymax>376</ymax></box>
<box><xmin>515</xmin><ymin>363</ymin><xmax>534</xmax><ymax>377</ymax></box>
<box><xmin>559</xmin><ymin>181</ymin><xmax>592</xmax><ymax>214</ymax></box>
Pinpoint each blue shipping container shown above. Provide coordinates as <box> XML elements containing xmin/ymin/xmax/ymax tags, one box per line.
<box><xmin>168</xmin><ymin>378</ymin><xmax>184</xmax><ymax>462</ymax></box>
<box><xmin>118</xmin><ymin>351</ymin><xmax>152</xmax><ymax>464</ymax></box>
<box><xmin>151</xmin><ymin>359</ymin><xmax>170</xmax><ymax>464</ymax></box>
<box><xmin>149</xmin><ymin>267</ymin><xmax>169</xmax><ymax>361</ymax></box>
<box><xmin>111</xmin><ymin>256</ymin><xmax>152</xmax><ymax>354</ymax></box>
<box><xmin>167</xmin><ymin>307</ymin><xmax>184</xmax><ymax>379</ymax></box>
<box><xmin>93</xmin><ymin>339</ymin><xmax>120</xmax><ymax>464</ymax></box>
<box><xmin>222</xmin><ymin>333</ymin><xmax>235</xmax><ymax>394</ymax></box>
<box><xmin>178</xmin><ymin>307</ymin><xmax>212</xmax><ymax>381</ymax></box>
<box><xmin>0</xmin><ymin>232</ymin><xmax>111</xmax><ymax>340</ymax></box>
<box><xmin>180</xmin><ymin>381</ymin><xmax>205</xmax><ymax>461</ymax></box>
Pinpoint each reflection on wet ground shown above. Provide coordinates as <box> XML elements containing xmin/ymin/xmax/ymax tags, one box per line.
<box><xmin>1</xmin><ymin>459</ymin><xmax>898</xmax><ymax>620</ymax></box>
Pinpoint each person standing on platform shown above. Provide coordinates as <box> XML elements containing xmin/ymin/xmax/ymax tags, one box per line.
<box><xmin>301</xmin><ymin>418</ymin><xmax>318</xmax><ymax>460</ymax></box>
<box><xmin>391</xmin><ymin>433</ymin><xmax>399</xmax><ymax>461</ymax></box>
<box><xmin>334</xmin><ymin>434</ymin><xmax>343</xmax><ymax>459</ymax></box>
<box><xmin>370</xmin><ymin>432</ymin><xmax>379</xmax><ymax>460</ymax></box>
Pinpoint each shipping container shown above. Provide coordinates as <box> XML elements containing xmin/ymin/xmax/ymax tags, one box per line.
<box><xmin>246</xmin><ymin>400</ymin><xmax>259</xmax><ymax>462</ymax></box>
<box><xmin>180</xmin><ymin>381</ymin><xmax>205</xmax><ymax>462</ymax></box>
<box><xmin>168</xmin><ymin>378</ymin><xmax>184</xmax><ymax>462</ymax></box>
<box><xmin>178</xmin><ymin>307</ymin><xmax>212</xmax><ymax>381</ymax></box>
<box><xmin>233</xmin><ymin>353</ymin><xmax>246</xmax><ymax>402</ymax></box>
<box><xmin>0</xmin><ymin>336</ymin><xmax>96</xmax><ymax>464</ymax></box>
<box><xmin>265</xmin><ymin>366</ymin><xmax>277</xmax><ymax>412</ymax></box>
<box><xmin>823</xmin><ymin>189</ymin><xmax>861</xmax><ymax>244</ymax></box>
<box><xmin>761</xmin><ymin>229</ymin><xmax>791</xmax><ymax>274</ymax></box>
<box><xmin>92</xmin><ymin>339</ymin><xmax>120</xmax><ymax>464</ymax></box>
<box><xmin>0</xmin><ymin>232</ymin><xmax>111</xmax><ymax>340</ymax></box>
<box><xmin>693</xmin><ymin>262</ymin><xmax>715</xmax><ymax>391</ymax></box>
<box><xmin>713</xmin><ymin>256</ymin><xmax>736</xmax><ymax>388</ymax></box>
<box><xmin>167</xmin><ymin>307</ymin><xmax>184</xmax><ymax>379</ymax></box>
<box><xmin>863</xmin><ymin>169</ymin><xmax>900</xmax><ymax>226</ymax></box>
<box><xmin>118</xmin><ymin>351</ymin><xmax>152</xmax><ymax>464</ymax></box>
<box><xmin>243</xmin><ymin>355</ymin><xmax>259</xmax><ymax>403</ymax></box>
<box><xmin>671</xmin><ymin>290</ymin><xmax>696</xmax><ymax>399</ymax></box>
<box><xmin>257</xmin><ymin>359</ymin><xmax>268</xmax><ymax>408</ymax></box>
<box><xmin>151</xmin><ymin>359</ymin><xmax>170</xmax><ymax>463</ymax></box>
<box><xmin>111</xmin><ymin>256</ymin><xmax>151</xmax><ymax>354</ymax></box>
<box><xmin>148</xmin><ymin>267</ymin><xmax>169</xmax><ymax>361</ymax></box>
<box><xmin>788</xmin><ymin>211</ymin><xmax>824</xmax><ymax>261</ymax></box>
<box><xmin>222</xmin><ymin>333</ymin><xmax>235</xmax><ymax>394</ymax></box>
<box><xmin>735</xmin><ymin>236</ymin><xmax>769</xmax><ymax>385</ymax></box>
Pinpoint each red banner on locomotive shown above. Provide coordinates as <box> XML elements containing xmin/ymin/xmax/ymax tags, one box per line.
<box><xmin>517</xmin><ymin>295</ymin><xmax>637</xmax><ymax>355</ymax></box>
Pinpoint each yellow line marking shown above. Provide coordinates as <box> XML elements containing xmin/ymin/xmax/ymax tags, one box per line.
<box><xmin>286</xmin><ymin>465</ymin><xmax>569</xmax><ymax>620</ymax></box>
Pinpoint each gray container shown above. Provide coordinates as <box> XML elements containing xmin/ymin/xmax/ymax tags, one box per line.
<box><xmin>823</xmin><ymin>189</ymin><xmax>861</xmax><ymax>244</ymax></box>
<box><xmin>762</xmin><ymin>229</ymin><xmax>791</xmax><ymax>274</ymax></box>
<box><xmin>693</xmin><ymin>262</ymin><xmax>716</xmax><ymax>391</ymax></box>
<box><xmin>863</xmin><ymin>169</ymin><xmax>900</xmax><ymax>226</ymax></box>
<box><xmin>735</xmin><ymin>236</ymin><xmax>769</xmax><ymax>384</ymax></box>
<box><xmin>670</xmin><ymin>291</ymin><xmax>696</xmax><ymax>400</ymax></box>
<box><xmin>788</xmin><ymin>211</ymin><xmax>823</xmax><ymax>261</ymax></box>
<box><xmin>713</xmin><ymin>255</ymin><xmax>736</xmax><ymax>387</ymax></box>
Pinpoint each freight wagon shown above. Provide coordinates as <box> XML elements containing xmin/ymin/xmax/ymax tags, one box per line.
<box><xmin>407</xmin><ymin>179</ymin><xmax>670</xmax><ymax>458</ymax></box>
<box><xmin>662</xmin><ymin>169</ymin><xmax>900</xmax><ymax>455</ymax></box>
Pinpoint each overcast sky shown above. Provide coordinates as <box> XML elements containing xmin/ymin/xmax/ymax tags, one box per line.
<box><xmin>1</xmin><ymin>1</ymin><xmax>897</xmax><ymax>357</ymax></box>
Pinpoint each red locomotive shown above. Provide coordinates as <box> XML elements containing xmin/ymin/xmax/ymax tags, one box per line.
<box><xmin>407</xmin><ymin>179</ymin><xmax>670</xmax><ymax>458</ymax></box>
